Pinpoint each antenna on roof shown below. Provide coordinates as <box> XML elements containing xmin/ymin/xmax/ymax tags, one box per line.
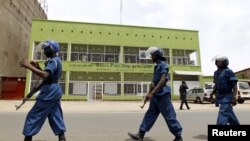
<box><xmin>120</xmin><ymin>0</ymin><xmax>123</xmax><ymax>24</ymax></box>
<box><xmin>38</xmin><ymin>0</ymin><xmax>48</xmax><ymax>18</ymax></box>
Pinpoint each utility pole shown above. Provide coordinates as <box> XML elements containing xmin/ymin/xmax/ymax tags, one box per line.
<box><xmin>120</xmin><ymin>0</ymin><xmax>123</xmax><ymax>24</ymax></box>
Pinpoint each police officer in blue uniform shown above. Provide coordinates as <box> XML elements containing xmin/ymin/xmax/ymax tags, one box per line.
<box><xmin>19</xmin><ymin>40</ymin><xmax>66</xmax><ymax>141</ymax></box>
<box><xmin>128</xmin><ymin>46</ymin><xmax>183</xmax><ymax>141</ymax></box>
<box><xmin>210</xmin><ymin>56</ymin><xmax>240</xmax><ymax>125</ymax></box>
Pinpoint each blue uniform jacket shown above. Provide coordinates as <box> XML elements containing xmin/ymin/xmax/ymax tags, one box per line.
<box><xmin>152</xmin><ymin>61</ymin><xmax>171</xmax><ymax>96</ymax></box>
<box><xmin>36</xmin><ymin>56</ymin><xmax>63</xmax><ymax>101</ymax></box>
<box><xmin>213</xmin><ymin>67</ymin><xmax>238</xmax><ymax>104</ymax></box>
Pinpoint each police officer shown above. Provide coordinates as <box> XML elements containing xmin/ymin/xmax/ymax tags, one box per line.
<box><xmin>19</xmin><ymin>40</ymin><xmax>66</xmax><ymax>141</ymax></box>
<box><xmin>179</xmin><ymin>80</ymin><xmax>190</xmax><ymax>110</ymax></box>
<box><xmin>210</xmin><ymin>56</ymin><xmax>240</xmax><ymax>125</ymax></box>
<box><xmin>128</xmin><ymin>46</ymin><xmax>183</xmax><ymax>141</ymax></box>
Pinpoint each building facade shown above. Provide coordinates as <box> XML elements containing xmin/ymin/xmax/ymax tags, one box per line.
<box><xmin>26</xmin><ymin>19</ymin><xmax>203</xmax><ymax>101</ymax></box>
<box><xmin>202</xmin><ymin>67</ymin><xmax>250</xmax><ymax>89</ymax></box>
<box><xmin>235</xmin><ymin>68</ymin><xmax>250</xmax><ymax>80</ymax></box>
<box><xmin>0</xmin><ymin>0</ymin><xmax>47</xmax><ymax>99</ymax></box>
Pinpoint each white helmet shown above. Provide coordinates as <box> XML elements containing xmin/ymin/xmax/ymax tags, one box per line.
<box><xmin>146</xmin><ymin>46</ymin><xmax>164</xmax><ymax>58</ymax></box>
<box><xmin>212</xmin><ymin>55</ymin><xmax>229</xmax><ymax>67</ymax></box>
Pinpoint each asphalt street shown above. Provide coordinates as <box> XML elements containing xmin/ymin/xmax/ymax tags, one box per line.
<box><xmin>0</xmin><ymin>100</ymin><xmax>250</xmax><ymax>141</ymax></box>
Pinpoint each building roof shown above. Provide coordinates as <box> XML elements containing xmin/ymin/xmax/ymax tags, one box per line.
<box><xmin>235</xmin><ymin>67</ymin><xmax>250</xmax><ymax>74</ymax></box>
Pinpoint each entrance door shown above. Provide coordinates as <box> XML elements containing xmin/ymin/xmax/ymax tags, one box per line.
<box><xmin>94</xmin><ymin>83</ymin><xmax>103</xmax><ymax>100</ymax></box>
<box><xmin>88</xmin><ymin>82</ymin><xmax>103</xmax><ymax>101</ymax></box>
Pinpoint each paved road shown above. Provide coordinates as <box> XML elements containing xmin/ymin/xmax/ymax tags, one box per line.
<box><xmin>0</xmin><ymin>100</ymin><xmax>250</xmax><ymax>141</ymax></box>
<box><xmin>1</xmin><ymin>100</ymin><xmax>250</xmax><ymax>113</ymax></box>
<box><xmin>0</xmin><ymin>110</ymin><xmax>250</xmax><ymax>141</ymax></box>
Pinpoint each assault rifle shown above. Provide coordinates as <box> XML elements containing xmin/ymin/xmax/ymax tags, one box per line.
<box><xmin>15</xmin><ymin>79</ymin><xmax>43</xmax><ymax>110</ymax></box>
<box><xmin>140</xmin><ymin>82</ymin><xmax>155</xmax><ymax>109</ymax></box>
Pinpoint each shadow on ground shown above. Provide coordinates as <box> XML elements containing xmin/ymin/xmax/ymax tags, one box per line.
<box><xmin>193</xmin><ymin>134</ymin><xmax>207</xmax><ymax>140</ymax></box>
<box><xmin>125</xmin><ymin>137</ymin><xmax>156</xmax><ymax>141</ymax></box>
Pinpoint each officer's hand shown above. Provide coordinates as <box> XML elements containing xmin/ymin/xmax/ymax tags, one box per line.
<box><xmin>30</xmin><ymin>61</ymin><xmax>42</xmax><ymax>70</ymax></box>
<box><xmin>232</xmin><ymin>97</ymin><xmax>237</xmax><ymax>106</ymax></box>
<box><xmin>145</xmin><ymin>93</ymin><xmax>153</xmax><ymax>102</ymax></box>
<box><xmin>19</xmin><ymin>59</ymin><xmax>31</xmax><ymax>68</ymax></box>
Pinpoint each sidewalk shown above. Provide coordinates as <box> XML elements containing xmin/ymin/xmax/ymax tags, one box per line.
<box><xmin>0</xmin><ymin>100</ymin><xmax>249</xmax><ymax>113</ymax></box>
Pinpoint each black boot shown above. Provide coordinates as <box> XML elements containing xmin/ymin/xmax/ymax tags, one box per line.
<box><xmin>128</xmin><ymin>131</ymin><xmax>145</xmax><ymax>141</ymax></box>
<box><xmin>173</xmin><ymin>135</ymin><xmax>183</xmax><ymax>141</ymax></box>
<box><xmin>24</xmin><ymin>136</ymin><xmax>32</xmax><ymax>141</ymax></box>
<box><xmin>58</xmin><ymin>133</ymin><xmax>66</xmax><ymax>141</ymax></box>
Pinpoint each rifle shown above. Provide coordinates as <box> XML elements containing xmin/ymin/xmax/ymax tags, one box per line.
<box><xmin>140</xmin><ymin>99</ymin><xmax>147</xmax><ymax>109</ymax></box>
<box><xmin>140</xmin><ymin>82</ymin><xmax>154</xmax><ymax>109</ymax></box>
<box><xmin>15</xmin><ymin>78</ymin><xmax>43</xmax><ymax>110</ymax></box>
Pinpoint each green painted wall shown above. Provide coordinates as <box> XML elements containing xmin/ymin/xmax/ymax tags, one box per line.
<box><xmin>30</xmin><ymin>19</ymin><xmax>199</xmax><ymax>49</ymax></box>
<box><xmin>25</xmin><ymin>19</ymin><xmax>201</xmax><ymax>100</ymax></box>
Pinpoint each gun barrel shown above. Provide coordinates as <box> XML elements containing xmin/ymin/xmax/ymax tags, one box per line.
<box><xmin>140</xmin><ymin>100</ymin><xmax>146</xmax><ymax>109</ymax></box>
<box><xmin>15</xmin><ymin>102</ymin><xmax>25</xmax><ymax>110</ymax></box>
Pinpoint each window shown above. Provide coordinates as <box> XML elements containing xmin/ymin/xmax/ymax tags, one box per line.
<box><xmin>68</xmin><ymin>82</ymin><xmax>88</xmax><ymax>96</ymax></box>
<box><xmin>239</xmin><ymin>82</ymin><xmax>250</xmax><ymax>90</ymax></box>
<box><xmin>103</xmin><ymin>82</ymin><xmax>121</xmax><ymax>96</ymax></box>
<box><xmin>59</xmin><ymin>43</ymin><xmax>68</xmax><ymax>61</ymax></box>
<box><xmin>198</xmin><ymin>89</ymin><xmax>204</xmax><ymax>93</ymax></box>
<box><xmin>70</xmin><ymin>44</ymin><xmax>119</xmax><ymax>63</ymax></box>
<box><xmin>173</xmin><ymin>49</ymin><xmax>197</xmax><ymax>65</ymax></box>
<box><xmin>124</xmin><ymin>82</ymin><xmax>151</xmax><ymax>96</ymax></box>
<box><xmin>33</xmin><ymin>42</ymin><xmax>46</xmax><ymax>60</ymax></box>
<box><xmin>124</xmin><ymin>46</ymin><xmax>152</xmax><ymax>64</ymax></box>
<box><xmin>33</xmin><ymin>42</ymin><xmax>68</xmax><ymax>61</ymax></box>
<box><xmin>124</xmin><ymin>83</ymin><xmax>136</xmax><ymax>95</ymax></box>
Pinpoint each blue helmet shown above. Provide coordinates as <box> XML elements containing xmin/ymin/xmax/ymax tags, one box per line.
<box><xmin>41</xmin><ymin>40</ymin><xmax>60</xmax><ymax>52</ymax></box>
